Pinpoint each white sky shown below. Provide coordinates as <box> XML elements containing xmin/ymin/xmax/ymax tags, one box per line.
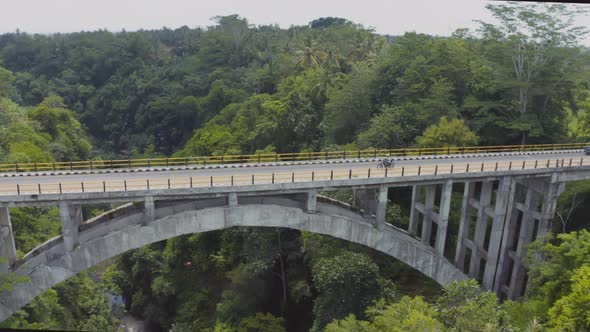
<box><xmin>1</xmin><ymin>0</ymin><xmax>590</xmax><ymax>44</ymax></box>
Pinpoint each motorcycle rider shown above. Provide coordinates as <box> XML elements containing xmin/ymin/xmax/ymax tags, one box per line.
<box><xmin>378</xmin><ymin>157</ymin><xmax>395</xmax><ymax>168</ymax></box>
<box><xmin>385</xmin><ymin>157</ymin><xmax>395</xmax><ymax>168</ymax></box>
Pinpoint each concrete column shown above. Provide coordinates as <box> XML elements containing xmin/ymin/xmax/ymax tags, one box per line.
<box><xmin>494</xmin><ymin>179</ymin><xmax>520</xmax><ymax>294</ymax></box>
<box><xmin>306</xmin><ymin>190</ymin><xmax>317</xmax><ymax>213</ymax></box>
<box><xmin>537</xmin><ymin>181</ymin><xmax>565</xmax><ymax>238</ymax></box>
<box><xmin>375</xmin><ymin>186</ymin><xmax>388</xmax><ymax>231</ymax></box>
<box><xmin>482</xmin><ymin>177</ymin><xmax>513</xmax><ymax>290</ymax></box>
<box><xmin>435</xmin><ymin>180</ymin><xmax>453</xmax><ymax>255</ymax></box>
<box><xmin>59</xmin><ymin>202</ymin><xmax>82</xmax><ymax>252</ymax></box>
<box><xmin>409</xmin><ymin>185</ymin><xmax>421</xmax><ymax>236</ymax></box>
<box><xmin>421</xmin><ymin>185</ymin><xmax>436</xmax><ymax>245</ymax></box>
<box><xmin>352</xmin><ymin>189</ymin><xmax>364</xmax><ymax>211</ymax></box>
<box><xmin>368</xmin><ymin>189</ymin><xmax>379</xmax><ymax>218</ymax></box>
<box><xmin>228</xmin><ymin>192</ymin><xmax>238</xmax><ymax>208</ymax></box>
<box><xmin>469</xmin><ymin>181</ymin><xmax>493</xmax><ymax>279</ymax></box>
<box><xmin>455</xmin><ymin>182</ymin><xmax>475</xmax><ymax>270</ymax></box>
<box><xmin>145</xmin><ymin>196</ymin><xmax>155</xmax><ymax>223</ymax></box>
<box><xmin>0</xmin><ymin>208</ymin><xmax>17</xmax><ymax>273</ymax></box>
<box><xmin>508</xmin><ymin>188</ymin><xmax>539</xmax><ymax>299</ymax></box>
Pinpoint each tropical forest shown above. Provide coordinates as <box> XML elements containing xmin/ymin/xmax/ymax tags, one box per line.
<box><xmin>1</xmin><ymin>1</ymin><xmax>590</xmax><ymax>331</ymax></box>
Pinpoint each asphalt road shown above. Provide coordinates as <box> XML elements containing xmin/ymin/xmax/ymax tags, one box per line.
<box><xmin>0</xmin><ymin>151</ymin><xmax>583</xmax><ymax>187</ymax></box>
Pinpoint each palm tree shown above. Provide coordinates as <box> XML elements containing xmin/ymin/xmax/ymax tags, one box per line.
<box><xmin>349</xmin><ymin>33</ymin><xmax>384</xmax><ymax>64</ymax></box>
<box><xmin>295</xmin><ymin>37</ymin><xmax>326</xmax><ymax>69</ymax></box>
<box><xmin>323</xmin><ymin>46</ymin><xmax>343</xmax><ymax>71</ymax></box>
<box><xmin>525</xmin><ymin>318</ymin><xmax>543</xmax><ymax>332</ymax></box>
<box><xmin>309</xmin><ymin>68</ymin><xmax>344</xmax><ymax>105</ymax></box>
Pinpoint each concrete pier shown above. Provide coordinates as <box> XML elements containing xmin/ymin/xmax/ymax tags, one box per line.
<box><xmin>0</xmin><ymin>208</ymin><xmax>16</xmax><ymax>274</ymax></box>
<box><xmin>59</xmin><ymin>202</ymin><xmax>82</xmax><ymax>252</ymax></box>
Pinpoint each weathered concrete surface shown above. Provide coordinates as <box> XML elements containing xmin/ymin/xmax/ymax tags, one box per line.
<box><xmin>435</xmin><ymin>180</ymin><xmax>453</xmax><ymax>255</ymax></box>
<box><xmin>0</xmin><ymin>199</ymin><xmax>466</xmax><ymax>320</ymax></box>
<box><xmin>0</xmin><ymin>208</ymin><xmax>16</xmax><ymax>273</ymax></box>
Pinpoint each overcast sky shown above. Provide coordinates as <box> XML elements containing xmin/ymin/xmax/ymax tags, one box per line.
<box><xmin>2</xmin><ymin>0</ymin><xmax>590</xmax><ymax>44</ymax></box>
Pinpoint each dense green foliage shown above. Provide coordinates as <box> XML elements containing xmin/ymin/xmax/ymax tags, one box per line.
<box><xmin>416</xmin><ymin>117</ymin><xmax>479</xmax><ymax>148</ymax></box>
<box><xmin>0</xmin><ymin>2</ymin><xmax>590</xmax><ymax>331</ymax></box>
<box><xmin>0</xmin><ymin>94</ymin><xmax>114</xmax><ymax>330</ymax></box>
<box><xmin>0</xmin><ymin>96</ymin><xmax>90</xmax><ymax>164</ymax></box>
<box><xmin>0</xmin><ymin>3</ymin><xmax>587</xmax><ymax>158</ymax></box>
<box><xmin>102</xmin><ymin>228</ymin><xmax>431</xmax><ymax>331</ymax></box>
<box><xmin>0</xmin><ymin>273</ymin><xmax>116</xmax><ymax>331</ymax></box>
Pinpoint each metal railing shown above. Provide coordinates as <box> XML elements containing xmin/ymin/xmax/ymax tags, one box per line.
<box><xmin>0</xmin><ymin>157</ymin><xmax>586</xmax><ymax>196</ymax></box>
<box><xmin>0</xmin><ymin>142</ymin><xmax>586</xmax><ymax>174</ymax></box>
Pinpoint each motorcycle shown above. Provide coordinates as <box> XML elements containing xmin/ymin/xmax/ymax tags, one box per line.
<box><xmin>377</xmin><ymin>158</ymin><xmax>395</xmax><ymax>169</ymax></box>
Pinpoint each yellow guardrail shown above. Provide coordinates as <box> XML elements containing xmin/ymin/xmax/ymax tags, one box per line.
<box><xmin>0</xmin><ymin>156</ymin><xmax>586</xmax><ymax>196</ymax></box>
<box><xmin>0</xmin><ymin>142</ymin><xmax>586</xmax><ymax>174</ymax></box>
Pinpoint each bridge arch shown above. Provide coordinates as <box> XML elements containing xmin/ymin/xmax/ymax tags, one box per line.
<box><xmin>0</xmin><ymin>196</ymin><xmax>466</xmax><ymax>320</ymax></box>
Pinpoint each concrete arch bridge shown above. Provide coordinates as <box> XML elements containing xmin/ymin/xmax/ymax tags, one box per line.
<box><xmin>0</xmin><ymin>151</ymin><xmax>589</xmax><ymax>320</ymax></box>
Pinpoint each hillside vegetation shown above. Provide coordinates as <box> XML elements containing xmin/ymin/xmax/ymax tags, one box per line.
<box><xmin>1</xmin><ymin>2</ymin><xmax>590</xmax><ymax>331</ymax></box>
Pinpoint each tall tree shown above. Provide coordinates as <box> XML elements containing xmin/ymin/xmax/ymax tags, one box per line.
<box><xmin>477</xmin><ymin>2</ymin><xmax>588</xmax><ymax>144</ymax></box>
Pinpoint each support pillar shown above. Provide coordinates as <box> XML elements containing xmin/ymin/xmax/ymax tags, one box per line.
<box><xmin>435</xmin><ymin>180</ymin><xmax>453</xmax><ymax>255</ymax></box>
<box><xmin>375</xmin><ymin>186</ymin><xmax>388</xmax><ymax>231</ymax></box>
<box><xmin>228</xmin><ymin>192</ymin><xmax>238</xmax><ymax>208</ymax></box>
<box><xmin>306</xmin><ymin>190</ymin><xmax>317</xmax><ymax>213</ymax></box>
<box><xmin>366</xmin><ymin>189</ymin><xmax>378</xmax><ymax>218</ymax></box>
<box><xmin>483</xmin><ymin>177</ymin><xmax>513</xmax><ymax>290</ymax></box>
<box><xmin>352</xmin><ymin>189</ymin><xmax>364</xmax><ymax>211</ymax></box>
<box><xmin>145</xmin><ymin>196</ymin><xmax>155</xmax><ymax>224</ymax></box>
<box><xmin>59</xmin><ymin>202</ymin><xmax>82</xmax><ymax>252</ymax></box>
<box><xmin>494</xmin><ymin>178</ymin><xmax>520</xmax><ymax>295</ymax></box>
<box><xmin>507</xmin><ymin>188</ymin><xmax>539</xmax><ymax>299</ymax></box>
<box><xmin>469</xmin><ymin>181</ymin><xmax>493</xmax><ymax>279</ymax></box>
<box><xmin>0</xmin><ymin>207</ymin><xmax>16</xmax><ymax>273</ymax></box>
<box><xmin>421</xmin><ymin>185</ymin><xmax>436</xmax><ymax>245</ymax></box>
<box><xmin>353</xmin><ymin>189</ymin><xmax>377</xmax><ymax>217</ymax></box>
<box><xmin>538</xmin><ymin>180</ymin><xmax>565</xmax><ymax>238</ymax></box>
<box><xmin>455</xmin><ymin>182</ymin><xmax>475</xmax><ymax>270</ymax></box>
<box><xmin>408</xmin><ymin>185</ymin><xmax>421</xmax><ymax>236</ymax></box>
